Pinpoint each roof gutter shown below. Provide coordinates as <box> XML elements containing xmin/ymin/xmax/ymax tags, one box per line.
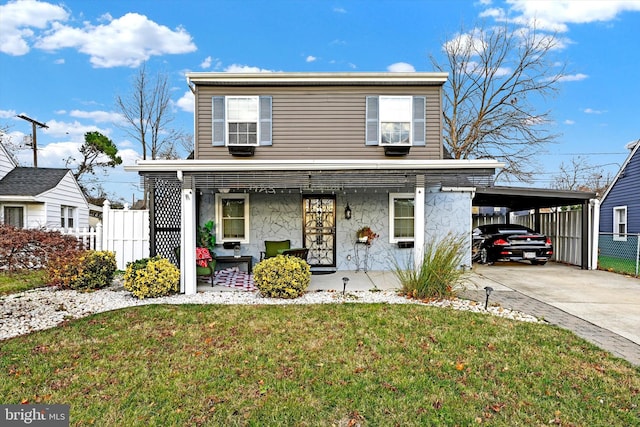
<box><xmin>125</xmin><ymin>159</ymin><xmax>504</xmax><ymax>174</ymax></box>
<box><xmin>186</xmin><ymin>72</ymin><xmax>449</xmax><ymax>87</ymax></box>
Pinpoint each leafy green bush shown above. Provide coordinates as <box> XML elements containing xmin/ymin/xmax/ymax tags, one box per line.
<box><xmin>47</xmin><ymin>250</ymin><xmax>117</xmax><ymax>290</ymax></box>
<box><xmin>253</xmin><ymin>255</ymin><xmax>311</xmax><ymax>299</ymax></box>
<box><xmin>393</xmin><ymin>233</ymin><xmax>467</xmax><ymax>300</ymax></box>
<box><xmin>123</xmin><ymin>256</ymin><xmax>180</xmax><ymax>299</ymax></box>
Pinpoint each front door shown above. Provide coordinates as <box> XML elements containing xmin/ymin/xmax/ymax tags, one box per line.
<box><xmin>303</xmin><ymin>196</ymin><xmax>336</xmax><ymax>267</ymax></box>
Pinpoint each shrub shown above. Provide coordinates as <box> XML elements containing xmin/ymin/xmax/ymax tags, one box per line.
<box><xmin>47</xmin><ymin>250</ymin><xmax>117</xmax><ymax>290</ymax></box>
<box><xmin>123</xmin><ymin>256</ymin><xmax>180</xmax><ymax>299</ymax></box>
<box><xmin>393</xmin><ymin>233</ymin><xmax>467</xmax><ymax>300</ymax></box>
<box><xmin>0</xmin><ymin>224</ymin><xmax>82</xmax><ymax>271</ymax></box>
<box><xmin>253</xmin><ymin>255</ymin><xmax>311</xmax><ymax>299</ymax></box>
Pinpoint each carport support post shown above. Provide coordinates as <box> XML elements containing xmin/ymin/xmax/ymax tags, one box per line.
<box><xmin>180</xmin><ymin>174</ymin><xmax>197</xmax><ymax>295</ymax></box>
<box><xmin>581</xmin><ymin>199</ymin><xmax>590</xmax><ymax>270</ymax></box>
<box><xmin>414</xmin><ymin>176</ymin><xmax>425</xmax><ymax>269</ymax></box>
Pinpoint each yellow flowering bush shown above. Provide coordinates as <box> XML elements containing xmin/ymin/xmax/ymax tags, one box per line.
<box><xmin>253</xmin><ymin>255</ymin><xmax>311</xmax><ymax>299</ymax></box>
<box><xmin>47</xmin><ymin>250</ymin><xmax>117</xmax><ymax>290</ymax></box>
<box><xmin>123</xmin><ymin>256</ymin><xmax>180</xmax><ymax>299</ymax></box>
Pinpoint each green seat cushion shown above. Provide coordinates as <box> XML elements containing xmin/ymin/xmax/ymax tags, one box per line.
<box><xmin>265</xmin><ymin>240</ymin><xmax>290</xmax><ymax>258</ymax></box>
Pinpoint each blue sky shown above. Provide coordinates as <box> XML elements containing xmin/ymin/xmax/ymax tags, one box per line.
<box><xmin>1</xmin><ymin>0</ymin><xmax>639</xmax><ymax>202</ymax></box>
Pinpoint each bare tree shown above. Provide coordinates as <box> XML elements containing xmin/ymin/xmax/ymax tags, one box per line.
<box><xmin>550</xmin><ymin>156</ymin><xmax>614</xmax><ymax>196</ymax></box>
<box><xmin>115</xmin><ymin>62</ymin><xmax>175</xmax><ymax>160</ymax></box>
<box><xmin>431</xmin><ymin>21</ymin><xmax>564</xmax><ymax>182</ymax></box>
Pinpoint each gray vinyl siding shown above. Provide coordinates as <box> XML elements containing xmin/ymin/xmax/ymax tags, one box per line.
<box><xmin>600</xmin><ymin>147</ymin><xmax>640</xmax><ymax>233</ymax></box>
<box><xmin>194</xmin><ymin>86</ymin><xmax>442</xmax><ymax>160</ymax></box>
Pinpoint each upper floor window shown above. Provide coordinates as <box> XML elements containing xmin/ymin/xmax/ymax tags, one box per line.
<box><xmin>389</xmin><ymin>193</ymin><xmax>414</xmax><ymax>243</ymax></box>
<box><xmin>366</xmin><ymin>96</ymin><xmax>425</xmax><ymax>148</ymax></box>
<box><xmin>212</xmin><ymin>96</ymin><xmax>272</xmax><ymax>148</ymax></box>
<box><xmin>215</xmin><ymin>193</ymin><xmax>250</xmax><ymax>244</ymax></box>
<box><xmin>227</xmin><ymin>97</ymin><xmax>258</xmax><ymax>145</ymax></box>
<box><xmin>613</xmin><ymin>206</ymin><xmax>627</xmax><ymax>241</ymax></box>
<box><xmin>380</xmin><ymin>96</ymin><xmax>412</xmax><ymax>145</ymax></box>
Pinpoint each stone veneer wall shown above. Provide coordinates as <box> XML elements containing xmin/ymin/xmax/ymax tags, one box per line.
<box><xmin>199</xmin><ymin>188</ymin><xmax>472</xmax><ymax>271</ymax></box>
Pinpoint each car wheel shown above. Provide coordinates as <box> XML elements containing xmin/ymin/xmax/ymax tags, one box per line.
<box><xmin>480</xmin><ymin>248</ymin><xmax>489</xmax><ymax>265</ymax></box>
<box><xmin>531</xmin><ymin>260</ymin><xmax>547</xmax><ymax>265</ymax></box>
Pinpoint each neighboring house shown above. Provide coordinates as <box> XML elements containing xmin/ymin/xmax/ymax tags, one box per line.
<box><xmin>599</xmin><ymin>139</ymin><xmax>640</xmax><ymax>258</ymax></box>
<box><xmin>0</xmin><ymin>143</ymin><xmax>89</xmax><ymax>229</ymax></box>
<box><xmin>126</xmin><ymin>72</ymin><xmax>503</xmax><ymax>295</ymax></box>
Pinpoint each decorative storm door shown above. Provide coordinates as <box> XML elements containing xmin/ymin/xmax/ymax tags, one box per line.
<box><xmin>303</xmin><ymin>196</ymin><xmax>336</xmax><ymax>267</ymax></box>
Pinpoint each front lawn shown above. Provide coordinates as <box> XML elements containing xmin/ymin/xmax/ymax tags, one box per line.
<box><xmin>0</xmin><ymin>269</ymin><xmax>47</xmax><ymax>295</ymax></box>
<box><xmin>1</xmin><ymin>304</ymin><xmax>638</xmax><ymax>426</ymax></box>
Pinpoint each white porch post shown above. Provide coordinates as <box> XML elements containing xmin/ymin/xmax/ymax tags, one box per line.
<box><xmin>414</xmin><ymin>176</ymin><xmax>426</xmax><ymax>269</ymax></box>
<box><xmin>181</xmin><ymin>183</ymin><xmax>197</xmax><ymax>295</ymax></box>
<box><xmin>590</xmin><ymin>198</ymin><xmax>600</xmax><ymax>270</ymax></box>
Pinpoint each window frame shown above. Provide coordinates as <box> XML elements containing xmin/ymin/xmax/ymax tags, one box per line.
<box><xmin>613</xmin><ymin>205</ymin><xmax>627</xmax><ymax>241</ymax></box>
<box><xmin>389</xmin><ymin>193</ymin><xmax>415</xmax><ymax>243</ymax></box>
<box><xmin>3</xmin><ymin>205</ymin><xmax>25</xmax><ymax>228</ymax></box>
<box><xmin>378</xmin><ymin>96</ymin><xmax>413</xmax><ymax>146</ymax></box>
<box><xmin>225</xmin><ymin>96</ymin><xmax>260</xmax><ymax>147</ymax></box>
<box><xmin>60</xmin><ymin>206</ymin><xmax>76</xmax><ymax>229</ymax></box>
<box><xmin>215</xmin><ymin>193</ymin><xmax>250</xmax><ymax>244</ymax></box>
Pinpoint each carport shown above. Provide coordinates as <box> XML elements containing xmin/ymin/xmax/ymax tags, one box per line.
<box><xmin>473</xmin><ymin>186</ymin><xmax>598</xmax><ymax>269</ymax></box>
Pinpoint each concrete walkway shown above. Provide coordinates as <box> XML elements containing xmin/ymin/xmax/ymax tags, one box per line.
<box><xmin>460</xmin><ymin>262</ymin><xmax>640</xmax><ymax>366</ymax></box>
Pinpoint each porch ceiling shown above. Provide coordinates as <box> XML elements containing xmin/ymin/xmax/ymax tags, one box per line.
<box><xmin>142</xmin><ymin>168</ymin><xmax>497</xmax><ymax>192</ymax></box>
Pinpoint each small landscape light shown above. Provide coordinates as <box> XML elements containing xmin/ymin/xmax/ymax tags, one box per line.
<box><xmin>342</xmin><ymin>277</ymin><xmax>349</xmax><ymax>295</ymax></box>
<box><xmin>484</xmin><ymin>286</ymin><xmax>494</xmax><ymax>310</ymax></box>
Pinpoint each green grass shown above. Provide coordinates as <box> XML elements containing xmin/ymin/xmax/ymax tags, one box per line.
<box><xmin>0</xmin><ymin>269</ymin><xmax>48</xmax><ymax>295</ymax></box>
<box><xmin>1</xmin><ymin>304</ymin><xmax>638</xmax><ymax>426</ymax></box>
<box><xmin>599</xmin><ymin>255</ymin><xmax>639</xmax><ymax>277</ymax></box>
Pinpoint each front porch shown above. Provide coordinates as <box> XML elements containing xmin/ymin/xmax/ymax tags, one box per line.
<box><xmin>196</xmin><ymin>270</ymin><xmax>401</xmax><ymax>293</ymax></box>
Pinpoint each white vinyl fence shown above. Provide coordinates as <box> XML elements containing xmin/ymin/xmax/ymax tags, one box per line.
<box><xmin>53</xmin><ymin>201</ymin><xmax>150</xmax><ymax>270</ymax></box>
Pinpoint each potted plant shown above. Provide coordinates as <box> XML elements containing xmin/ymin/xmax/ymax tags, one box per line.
<box><xmin>356</xmin><ymin>226</ymin><xmax>379</xmax><ymax>244</ymax></box>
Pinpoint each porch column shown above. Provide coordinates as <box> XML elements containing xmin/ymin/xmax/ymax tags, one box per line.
<box><xmin>414</xmin><ymin>176</ymin><xmax>426</xmax><ymax>269</ymax></box>
<box><xmin>180</xmin><ymin>174</ymin><xmax>197</xmax><ymax>295</ymax></box>
<box><xmin>589</xmin><ymin>198</ymin><xmax>600</xmax><ymax>270</ymax></box>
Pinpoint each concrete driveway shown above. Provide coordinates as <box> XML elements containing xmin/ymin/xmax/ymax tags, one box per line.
<box><xmin>466</xmin><ymin>262</ymin><xmax>640</xmax><ymax>345</ymax></box>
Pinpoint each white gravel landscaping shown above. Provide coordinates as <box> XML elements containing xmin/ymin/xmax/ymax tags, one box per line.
<box><xmin>1</xmin><ymin>282</ymin><xmax>541</xmax><ymax>341</ymax></box>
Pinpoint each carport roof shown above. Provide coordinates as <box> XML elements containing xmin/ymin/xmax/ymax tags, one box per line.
<box><xmin>474</xmin><ymin>186</ymin><xmax>597</xmax><ymax>210</ymax></box>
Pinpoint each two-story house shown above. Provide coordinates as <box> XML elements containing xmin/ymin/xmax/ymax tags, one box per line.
<box><xmin>126</xmin><ymin>72</ymin><xmax>503</xmax><ymax>295</ymax></box>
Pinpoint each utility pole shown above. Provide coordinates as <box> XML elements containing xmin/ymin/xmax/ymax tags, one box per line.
<box><xmin>17</xmin><ymin>114</ymin><xmax>48</xmax><ymax>168</ymax></box>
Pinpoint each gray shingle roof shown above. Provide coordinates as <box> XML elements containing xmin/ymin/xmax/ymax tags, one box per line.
<box><xmin>0</xmin><ymin>167</ymin><xmax>70</xmax><ymax>196</ymax></box>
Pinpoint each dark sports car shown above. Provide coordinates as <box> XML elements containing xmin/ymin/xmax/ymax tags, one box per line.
<box><xmin>472</xmin><ymin>224</ymin><xmax>553</xmax><ymax>265</ymax></box>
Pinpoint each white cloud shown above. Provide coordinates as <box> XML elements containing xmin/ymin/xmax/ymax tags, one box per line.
<box><xmin>35</xmin><ymin>12</ymin><xmax>197</xmax><ymax>68</ymax></box>
<box><xmin>488</xmin><ymin>0</ymin><xmax>640</xmax><ymax>32</ymax></box>
<box><xmin>306</xmin><ymin>55</ymin><xmax>317</xmax><ymax>63</ymax></box>
<box><xmin>563</xmin><ymin>119</ymin><xmax>575</xmax><ymax>125</ymax></box>
<box><xmin>0</xmin><ymin>109</ymin><xmax>17</xmax><ymax>119</ymax></box>
<box><xmin>54</xmin><ymin>58</ymin><xmax>65</xmax><ymax>64</ymax></box>
<box><xmin>387</xmin><ymin>62</ymin><xmax>416</xmax><ymax>72</ymax></box>
<box><xmin>0</xmin><ymin>0</ymin><xmax>69</xmax><ymax>55</ymax></box>
<box><xmin>224</xmin><ymin>64</ymin><xmax>274</xmax><ymax>73</ymax></box>
<box><xmin>557</xmin><ymin>73</ymin><xmax>588</xmax><ymax>82</ymax></box>
<box><xmin>200</xmin><ymin>56</ymin><xmax>212</xmax><ymax>69</ymax></box>
<box><xmin>583</xmin><ymin>108</ymin><xmax>606</xmax><ymax>115</ymax></box>
<box><xmin>43</xmin><ymin>119</ymin><xmax>111</xmax><ymax>140</ymax></box>
<box><xmin>69</xmin><ymin>110</ymin><xmax>124</xmax><ymax>123</ymax></box>
<box><xmin>176</xmin><ymin>90</ymin><xmax>194</xmax><ymax>113</ymax></box>
<box><xmin>333</xmin><ymin>7</ymin><xmax>347</xmax><ymax>14</ymax></box>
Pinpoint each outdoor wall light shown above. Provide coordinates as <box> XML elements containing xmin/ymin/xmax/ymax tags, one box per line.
<box><xmin>484</xmin><ymin>286</ymin><xmax>494</xmax><ymax>310</ymax></box>
<box><xmin>344</xmin><ymin>204</ymin><xmax>352</xmax><ymax>220</ymax></box>
<box><xmin>342</xmin><ymin>277</ymin><xmax>349</xmax><ymax>295</ymax></box>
